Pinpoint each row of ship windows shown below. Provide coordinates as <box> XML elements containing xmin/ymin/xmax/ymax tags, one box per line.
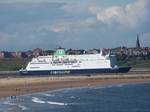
<box><xmin>30</xmin><ymin>62</ymin><xmax>78</xmax><ymax>64</ymax></box>
<box><xmin>30</xmin><ymin>61</ymin><xmax>107</xmax><ymax>65</ymax></box>
<box><xmin>30</xmin><ymin>67</ymin><xmax>40</xmax><ymax>69</ymax></box>
<box><xmin>30</xmin><ymin>65</ymin><xmax>80</xmax><ymax>69</ymax></box>
<box><xmin>30</xmin><ymin>63</ymin><xmax>49</xmax><ymax>64</ymax></box>
<box><xmin>32</xmin><ymin>59</ymin><xmax>105</xmax><ymax>63</ymax></box>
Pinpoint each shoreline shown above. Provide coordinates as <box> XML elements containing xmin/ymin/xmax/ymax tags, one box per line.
<box><xmin>0</xmin><ymin>74</ymin><xmax>150</xmax><ymax>99</ymax></box>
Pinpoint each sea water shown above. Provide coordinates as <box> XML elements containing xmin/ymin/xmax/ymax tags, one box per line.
<box><xmin>0</xmin><ymin>83</ymin><xmax>150</xmax><ymax>112</ymax></box>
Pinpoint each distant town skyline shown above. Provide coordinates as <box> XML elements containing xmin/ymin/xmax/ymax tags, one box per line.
<box><xmin>0</xmin><ymin>0</ymin><xmax>150</xmax><ymax>51</ymax></box>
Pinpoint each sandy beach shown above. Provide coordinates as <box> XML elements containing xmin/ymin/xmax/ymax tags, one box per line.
<box><xmin>0</xmin><ymin>73</ymin><xmax>150</xmax><ymax>98</ymax></box>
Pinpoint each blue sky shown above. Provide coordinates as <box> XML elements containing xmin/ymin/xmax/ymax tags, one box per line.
<box><xmin>0</xmin><ymin>0</ymin><xmax>150</xmax><ymax>51</ymax></box>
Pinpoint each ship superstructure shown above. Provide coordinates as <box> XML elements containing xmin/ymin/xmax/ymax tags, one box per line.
<box><xmin>20</xmin><ymin>48</ymin><xmax>131</xmax><ymax>75</ymax></box>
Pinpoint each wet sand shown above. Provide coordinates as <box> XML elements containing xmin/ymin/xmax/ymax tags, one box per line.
<box><xmin>0</xmin><ymin>74</ymin><xmax>150</xmax><ymax>98</ymax></box>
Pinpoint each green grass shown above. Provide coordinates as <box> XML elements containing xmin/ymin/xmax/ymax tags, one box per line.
<box><xmin>118</xmin><ymin>59</ymin><xmax>150</xmax><ymax>68</ymax></box>
<box><xmin>0</xmin><ymin>58</ymin><xmax>31</xmax><ymax>71</ymax></box>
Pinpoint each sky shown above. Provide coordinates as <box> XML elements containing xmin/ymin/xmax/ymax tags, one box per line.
<box><xmin>0</xmin><ymin>0</ymin><xmax>150</xmax><ymax>51</ymax></box>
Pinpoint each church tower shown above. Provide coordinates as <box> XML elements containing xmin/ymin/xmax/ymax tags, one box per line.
<box><xmin>136</xmin><ymin>34</ymin><xmax>141</xmax><ymax>48</ymax></box>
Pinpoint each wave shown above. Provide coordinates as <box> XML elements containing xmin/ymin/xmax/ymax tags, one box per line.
<box><xmin>70</xmin><ymin>96</ymin><xmax>76</xmax><ymax>99</ymax></box>
<box><xmin>32</xmin><ymin>97</ymin><xmax>46</xmax><ymax>104</ymax></box>
<box><xmin>18</xmin><ymin>105</ymin><xmax>28</xmax><ymax>111</ymax></box>
<box><xmin>93</xmin><ymin>84</ymin><xmax>127</xmax><ymax>90</ymax></box>
<box><xmin>47</xmin><ymin>101</ymin><xmax>68</xmax><ymax>106</ymax></box>
<box><xmin>115</xmin><ymin>84</ymin><xmax>125</xmax><ymax>87</ymax></box>
<box><xmin>42</xmin><ymin>93</ymin><xmax>55</xmax><ymax>97</ymax></box>
<box><xmin>32</xmin><ymin>97</ymin><xmax>69</xmax><ymax>106</ymax></box>
<box><xmin>3</xmin><ymin>101</ymin><xmax>28</xmax><ymax>110</ymax></box>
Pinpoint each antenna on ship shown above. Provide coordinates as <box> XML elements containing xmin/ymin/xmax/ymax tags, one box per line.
<box><xmin>54</xmin><ymin>46</ymin><xmax>65</xmax><ymax>50</ymax></box>
<box><xmin>100</xmin><ymin>48</ymin><xmax>103</xmax><ymax>56</ymax></box>
<box><xmin>108</xmin><ymin>50</ymin><xmax>111</xmax><ymax>55</ymax></box>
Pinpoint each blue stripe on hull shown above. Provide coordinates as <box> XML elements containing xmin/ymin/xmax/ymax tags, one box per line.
<box><xmin>20</xmin><ymin>67</ymin><xmax>131</xmax><ymax>75</ymax></box>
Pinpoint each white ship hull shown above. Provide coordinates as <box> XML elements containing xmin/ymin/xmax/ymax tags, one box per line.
<box><xmin>20</xmin><ymin>67</ymin><xmax>131</xmax><ymax>75</ymax></box>
<box><xmin>20</xmin><ymin>48</ymin><xmax>131</xmax><ymax>75</ymax></box>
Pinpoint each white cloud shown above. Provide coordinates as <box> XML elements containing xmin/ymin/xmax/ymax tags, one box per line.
<box><xmin>89</xmin><ymin>0</ymin><xmax>150</xmax><ymax>28</ymax></box>
<box><xmin>49</xmin><ymin>17</ymin><xmax>97</xmax><ymax>33</ymax></box>
<box><xmin>0</xmin><ymin>0</ymin><xmax>149</xmax><ymax>50</ymax></box>
<box><xmin>50</xmin><ymin>24</ymin><xmax>69</xmax><ymax>33</ymax></box>
<box><xmin>50</xmin><ymin>0</ymin><xmax>150</xmax><ymax>33</ymax></box>
<box><xmin>0</xmin><ymin>32</ymin><xmax>19</xmax><ymax>43</ymax></box>
<box><xmin>0</xmin><ymin>0</ymin><xmax>75</xmax><ymax>3</ymax></box>
<box><xmin>0</xmin><ymin>0</ymin><xmax>43</xmax><ymax>3</ymax></box>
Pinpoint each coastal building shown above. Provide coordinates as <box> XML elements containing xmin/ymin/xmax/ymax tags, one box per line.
<box><xmin>0</xmin><ymin>52</ymin><xmax>4</xmax><ymax>59</ymax></box>
<box><xmin>86</xmin><ymin>49</ymin><xmax>99</xmax><ymax>54</ymax></box>
<box><xmin>33</xmin><ymin>48</ymin><xmax>43</xmax><ymax>57</ymax></box>
<box><xmin>0</xmin><ymin>45</ymin><xmax>150</xmax><ymax>60</ymax></box>
<box><xmin>11</xmin><ymin>52</ymin><xmax>22</xmax><ymax>58</ymax></box>
<box><xmin>3</xmin><ymin>52</ymin><xmax>12</xmax><ymax>58</ymax></box>
<box><xmin>66</xmin><ymin>49</ymin><xmax>85</xmax><ymax>55</ymax></box>
<box><xmin>25</xmin><ymin>51</ymin><xmax>33</xmax><ymax>58</ymax></box>
<box><xmin>43</xmin><ymin>50</ymin><xmax>54</xmax><ymax>56</ymax></box>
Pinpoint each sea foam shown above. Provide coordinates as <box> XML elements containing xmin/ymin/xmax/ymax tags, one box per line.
<box><xmin>3</xmin><ymin>101</ymin><xmax>28</xmax><ymax>110</ymax></box>
<box><xmin>47</xmin><ymin>101</ymin><xmax>68</xmax><ymax>106</ymax></box>
<box><xmin>42</xmin><ymin>93</ymin><xmax>55</xmax><ymax>97</ymax></box>
<box><xmin>32</xmin><ymin>97</ymin><xmax>46</xmax><ymax>104</ymax></box>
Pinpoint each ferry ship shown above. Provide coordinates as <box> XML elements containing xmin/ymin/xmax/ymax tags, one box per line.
<box><xmin>20</xmin><ymin>48</ymin><xmax>131</xmax><ymax>75</ymax></box>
